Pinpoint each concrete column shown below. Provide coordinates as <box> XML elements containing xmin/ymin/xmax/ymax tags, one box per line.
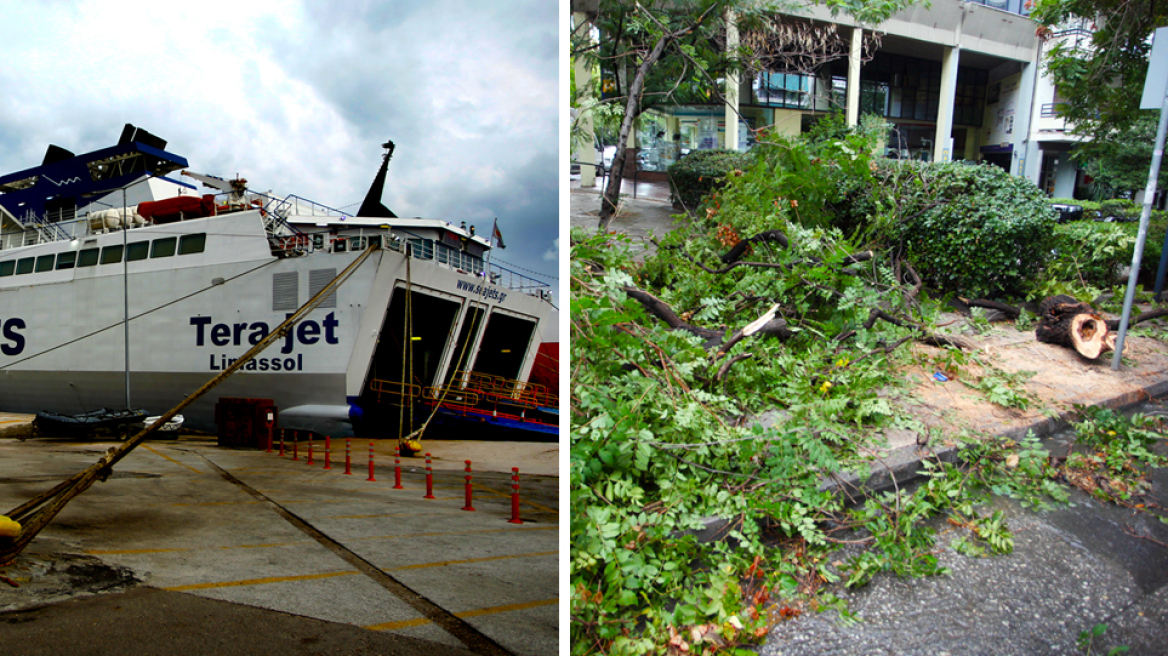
<box><xmin>934</xmin><ymin>44</ymin><xmax>960</xmax><ymax>163</ymax></box>
<box><xmin>573</xmin><ymin>12</ymin><xmax>597</xmax><ymax>187</ymax></box>
<box><xmin>724</xmin><ymin>9</ymin><xmax>740</xmax><ymax>150</ymax></box>
<box><xmin>847</xmin><ymin>26</ymin><xmax>862</xmax><ymax>126</ymax></box>
<box><xmin>1013</xmin><ymin>53</ymin><xmax>1041</xmax><ymax>181</ymax></box>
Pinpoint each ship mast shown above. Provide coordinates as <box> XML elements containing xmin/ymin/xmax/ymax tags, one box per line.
<box><xmin>357</xmin><ymin>141</ymin><xmax>397</xmax><ymax>218</ymax></box>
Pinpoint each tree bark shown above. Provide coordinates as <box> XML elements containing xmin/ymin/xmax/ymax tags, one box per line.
<box><xmin>1035</xmin><ymin>295</ymin><xmax>1114</xmax><ymax>359</ymax></box>
<box><xmin>598</xmin><ymin>34</ymin><xmax>672</xmax><ymax>231</ymax></box>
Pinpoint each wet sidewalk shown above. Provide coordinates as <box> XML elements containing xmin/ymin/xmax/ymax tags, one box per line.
<box><xmin>570</xmin><ymin>176</ymin><xmax>683</xmax><ymax>262</ymax></box>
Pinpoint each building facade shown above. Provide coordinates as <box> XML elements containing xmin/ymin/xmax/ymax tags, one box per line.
<box><xmin>573</xmin><ymin>0</ymin><xmax>1086</xmax><ymax>198</ymax></box>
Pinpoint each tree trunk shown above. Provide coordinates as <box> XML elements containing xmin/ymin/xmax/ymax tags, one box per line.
<box><xmin>598</xmin><ymin>33</ymin><xmax>672</xmax><ymax>231</ymax></box>
<box><xmin>1035</xmin><ymin>295</ymin><xmax>1115</xmax><ymax>359</ymax></box>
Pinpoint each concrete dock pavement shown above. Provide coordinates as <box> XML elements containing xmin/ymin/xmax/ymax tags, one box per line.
<box><xmin>0</xmin><ymin>432</ymin><xmax>557</xmax><ymax>656</ymax></box>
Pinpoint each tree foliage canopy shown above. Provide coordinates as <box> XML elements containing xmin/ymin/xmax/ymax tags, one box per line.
<box><xmin>1032</xmin><ymin>0</ymin><xmax>1168</xmax><ymax>195</ymax></box>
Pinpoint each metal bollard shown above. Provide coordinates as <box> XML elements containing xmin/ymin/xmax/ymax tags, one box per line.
<box><xmin>279</xmin><ymin>430</ymin><xmax>285</xmax><ymax>457</ymax></box>
<box><xmin>307</xmin><ymin>440</ymin><xmax>314</xmax><ymax>465</ymax></box>
<box><xmin>293</xmin><ymin>430</ymin><xmax>299</xmax><ymax>461</ymax></box>
<box><xmin>508</xmin><ymin>467</ymin><xmax>523</xmax><ymax>524</ymax></box>
<box><xmin>462</xmin><ymin>460</ymin><xmax>475</xmax><ymax>511</ymax></box>
<box><xmin>323</xmin><ymin>436</ymin><xmax>332</xmax><ymax>470</ymax></box>
<box><xmin>423</xmin><ymin>453</ymin><xmax>435</xmax><ymax>499</ymax></box>
<box><xmin>344</xmin><ymin>438</ymin><xmax>352</xmax><ymax>475</ymax></box>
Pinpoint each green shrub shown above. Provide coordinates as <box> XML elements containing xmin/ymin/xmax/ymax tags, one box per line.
<box><xmin>667</xmin><ymin>149</ymin><xmax>754</xmax><ymax>210</ymax></box>
<box><xmin>879</xmin><ymin>162</ymin><xmax>1059</xmax><ymax>298</ymax></box>
<box><xmin>1048</xmin><ymin>197</ymin><xmax>1101</xmax><ymax>212</ymax></box>
<box><xmin>1100</xmin><ymin>198</ymin><xmax>1137</xmax><ymax>219</ymax></box>
<box><xmin>1115</xmin><ymin>218</ymin><xmax>1168</xmax><ymax>282</ymax></box>
<box><xmin>1030</xmin><ymin>222</ymin><xmax>1136</xmax><ymax>299</ymax></box>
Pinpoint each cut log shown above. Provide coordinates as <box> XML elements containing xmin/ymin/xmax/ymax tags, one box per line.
<box><xmin>1034</xmin><ymin>295</ymin><xmax>1113</xmax><ymax>359</ymax></box>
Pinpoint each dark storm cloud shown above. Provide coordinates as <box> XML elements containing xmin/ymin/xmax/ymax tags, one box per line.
<box><xmin>0</xmin><ymin>0</ymin><xmax>558</xmax><ymax>281</ymax></box>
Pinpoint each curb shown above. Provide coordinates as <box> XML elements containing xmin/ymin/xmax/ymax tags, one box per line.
<box><xmin>690</xmin><ymin>378</ymin><xmax>1168</xmax><ymax>545</ymax></box>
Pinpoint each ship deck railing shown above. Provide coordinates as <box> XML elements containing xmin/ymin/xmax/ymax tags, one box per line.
<box><xmin>448</xmin><ymin>370</ymin><xmax>558</xmax><ymax>409</ymax></box>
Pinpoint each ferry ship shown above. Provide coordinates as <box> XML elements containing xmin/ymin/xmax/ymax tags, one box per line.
<box><xmin>0</xmin><ymin>125</ymin><xmax>558</xmax><ymax>439</ymax></box>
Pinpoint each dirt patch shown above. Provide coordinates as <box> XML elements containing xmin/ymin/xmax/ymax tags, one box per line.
<box><xmin>881</xmin><ymin>323</ymin><xmax>1168</xmax><ymax>451</ymax></box>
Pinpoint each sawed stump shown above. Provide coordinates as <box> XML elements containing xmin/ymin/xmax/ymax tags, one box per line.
<box><xmin>1034</xmin><ymin>295</ymin><xmax>1116</xmax><ymax>359</ymax></box>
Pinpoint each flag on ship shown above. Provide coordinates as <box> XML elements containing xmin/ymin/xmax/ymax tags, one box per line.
<box><xmin>492</xmin><ymin>219</ymin><xmax>506</xmax><ymax>249</ymax></box>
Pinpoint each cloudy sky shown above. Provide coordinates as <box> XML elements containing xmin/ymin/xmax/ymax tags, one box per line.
<box><xmin>0</xmin><ymin>0</ymin><xmax>559</xmax><ymax>283</ymax></box>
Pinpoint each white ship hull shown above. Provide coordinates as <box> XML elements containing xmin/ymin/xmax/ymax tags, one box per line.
<box><xmin>0</xmin><ymin>210</ymin><xmax>558</xmax><ymax>438</ymax></box>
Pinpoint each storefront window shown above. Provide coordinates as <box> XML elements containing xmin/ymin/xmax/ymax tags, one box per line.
<box><xmin>636</xmin><ymin>113</ymin><xmax>681</xmax><ymax>171</ymax></box>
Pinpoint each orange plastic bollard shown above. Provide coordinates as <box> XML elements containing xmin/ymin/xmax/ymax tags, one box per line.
<box><xmin>462</xmin><ymin>460</ymin><xmax>475</xmax><ymax>511</ymax></box>
<box><xmin>423</xmin><ymin>453</ymin><xmax>436</xmax><ymax>499</ymax></box>
<box><xmin>508</xmin><ymin>467</ymin><xmax>523</xmax><ymax>524</ymax></box>
<box><xmin>367</xmin><ymin>442</ymin><xmax>376</xmax><ymax>482</ymax></box>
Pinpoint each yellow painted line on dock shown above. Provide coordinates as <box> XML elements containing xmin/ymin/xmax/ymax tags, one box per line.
<box><xmin>171</xmin><ymin>500</ymin><xmax>262</xmax><ymax>507</ymax></box>
<box><xmin>385</xmin><ymin>550</ymin><xmax>556</xmax><ymax>572</ymax></box>
<box><xmin>164</xmin><ymin>570</ymin><xmax>360</xmax><ymax>591</ymax></box>
<box><xmin>142</xmin><ymin>444</ymin><xmax>203</xmax><ymax>474</ymax></box>
<box><xmin>470</xmin><ymin>481</ymin><xmax>557</xmax><ymax>514</ymax></box>
<box><xmin>457</xmin><ymin>597</ymin><xmax>558</xmax><ymax>618</ymax></box>
<box><xmin>85</xmin><ymin>540</ymin><xmax>309</xmax><ymax>556</ymax></box>
<box><xmin>85</xmin><ymin>547</ymin><xmax>190</xmax><ymax>555</ymax></box>
<box><xmin>328</xmin><ymin>510</ymin><xmax>467</xmax><ymax>519</ymax></box>
<box><xmin>354</xmin><ymin>525</ymin><xmax>556</xmax><ymax>542</ymax></box>
<box><xmin>365</xmin><ymin>598</ymin><xmax>557</xmax><ymax>632</ymax></box>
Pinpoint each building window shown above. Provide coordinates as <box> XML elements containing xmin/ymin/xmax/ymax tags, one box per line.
<box><xmin>35</xmin><ymin>255</ymin><xmax>55</xmax><ymax>272</ymax></box>
<box><xmin>755</xmin><ymin>72</ymin><xmax>817</xmax><ymax>109</ymax></box>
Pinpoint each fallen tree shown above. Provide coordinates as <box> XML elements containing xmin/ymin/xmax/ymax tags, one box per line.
<box><xmin>1035</xmin><ymin>295</ymin><xmax>1116</xmax><ymax>359</ymax></box>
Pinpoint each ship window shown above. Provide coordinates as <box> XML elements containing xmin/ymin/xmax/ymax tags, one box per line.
<box><xmin>101</xmin><ymin>244</ymin><xmax>123</xmax><ymax>264</ymax></box>
<box><xmin>126</xmin><ymin>241</ymin><xmax>149</xmax><ymax>262</ymax></box>
<box><xmin>16</xmin><ymin>258</ymin><xmax>33</xmax><ymax>275</ymax></box>
<box><xmin>56</xmin><ymin>251</ymin><xmax>76</xmax><ymax>270</ymax></box>
<box><xmin>0</xmin><ymin>261</ymin><xmax>13</xmax><ymax>277</ymax></box>
<box><xmin>151</xmin><ymin>237</ymin><xmax>177</xmax><ymax>258</ymax></box>
<box><xmin>179</xmin><ymin>233</ymin><xmax>206</xmax><ymax>255</ymax></box>
<box><xmin>77</xmin><ymin>248</ymin><xmax>99</xmax><ymax>267</ymax></box>
<box><xmin>35</xmin><ymin>255</ymin><xmax>55</xmax><ymax>272</ymax></box>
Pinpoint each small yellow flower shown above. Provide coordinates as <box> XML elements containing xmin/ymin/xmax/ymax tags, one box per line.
<box><xmin>1107</xmin><ymin>430</ymin><xmax>1117</xmax><ymax>436</ymax></box>
<box><xmin>820</xmin><ymin>381</ymin><xmax>833</xmax><ymax>394</ymax></box>
<box><xmin>835</xmin><ymin>357</ymin><xmax>850</xmax><ymax>368</ymax></box>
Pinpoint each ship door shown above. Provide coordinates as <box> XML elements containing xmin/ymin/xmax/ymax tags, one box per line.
<box><xmin>443</xmin><ymin>302</ymin><xmax>487</xmax><ymax>385</ymax></box>
<box><xmin>366</xmin><ymin>287</ymin><xmax>460</xmax><ymax>393</ymax></box>
<box><xmin>470</xmin><ymin>311</ymin><xmax>536</xmax><ymax>382</ymax></box>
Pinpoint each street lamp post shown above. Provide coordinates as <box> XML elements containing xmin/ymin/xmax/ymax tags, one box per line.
<box><xmin>122</xmin><ymin>188</ymin><xmax>130</xmax><ymax>410</ymax></box>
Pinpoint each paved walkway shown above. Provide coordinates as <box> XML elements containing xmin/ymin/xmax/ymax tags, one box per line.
<box><xmin>0</xmin><ymin>434</ymin><xmax>557</xmax><ymax>655</ymax></box>
<box><xmin>570</xmin><ymin>177</ymin><xmax>684</xmax><ymax>262</ymax></box>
